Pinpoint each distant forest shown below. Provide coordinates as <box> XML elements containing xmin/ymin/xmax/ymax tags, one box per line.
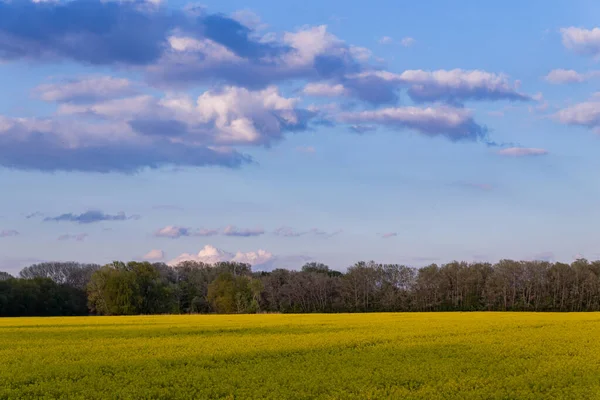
<box><xmin>2</xmin><ymin>258</ymin><xmax>600</xmax><ymax>316</ymax></box>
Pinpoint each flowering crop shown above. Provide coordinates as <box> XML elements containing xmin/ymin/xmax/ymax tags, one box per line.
<box><xmin>1</xmin><ymin>313</ymin><xmax>600</xmax><ymax>399</ymax></box>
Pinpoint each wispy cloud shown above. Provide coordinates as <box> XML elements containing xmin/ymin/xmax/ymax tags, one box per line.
<box><xmin>400</xmin><ymin>37</ymin><xmax>415</xmax><ymax>47</ymax></box>
<box><xmin>380</xmin><ymin>232</ymin><xmax>397</xmax><ymax>238</ymax></box>
<box><xmin>296</xmin><ymin>146</ymin><xmax>316</xmax><ymax>153</ymax></box>
<box><xmin>45</xmin><ymin>210</ymin><xmax>140</xmax><ymax>224</ymax></box>
<box><xmin>544</xmin><ymin>69</ymin><xmax>600</xmax><ymax>84</ymax></box>
<box><xmin>57</xmin><ymin>233</ymin><xmax>88</xmax><ymax>241</ymax></box>
<box><xmin>0</xmin><ymin>230</ymin><xmax>19</xmax><ymax>238</ymax></box>
<box><xmin>222</xmin><ymin>225</ymin><xmax>265</xmax><ymax>237</ymax></box>
<box><xmin>497</xmin><ymin>147</ymin><xmax>548</xmax><ymax>157</ymax></box>
<box><xmin>154</xmin><ymin>226</ymin><xmax>219</xmax><ymax>239</ymax></box>
<box><xmin>274</xmin><ymin>226</ymin><xmax>342</xmax><ymax>238</ymax></box>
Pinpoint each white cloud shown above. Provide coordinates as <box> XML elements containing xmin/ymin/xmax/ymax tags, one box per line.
<box><xmin>154</xmin><ymin>226</ymin><xmax>219</xmax><ymax>238</ymax></box>
<box><xmin>143</xmin><ymin>249</ymin><xmax>165</xmax><ymax>261</ymax></box>
<box><xmin>339</xmin><ymin>105</ymin><xmax>485</xmax><ymax>141</ymax></box>
<box><xmin>222</xmin><ymin>225</ymin><xmax>265</xmax><ymax>237</ymax></box>
<box><xmin>167</xmin><ymin>36</ymin><xmax>240</xmax><ymax>62</ymax></box>
<box><xmin>168</xmin><ymin>244</ymin><xmax>273</xmax><ymax>266</ymax></box>
<box><xmin>379</xmin><ymin>36</ymin><xmax>393</xmax><ymax>44</ymax></box>
<box><xmin>555</xmin><ymin>100</ymin><xmax>600</xmax><ymax>128</ymax></box>
<box><xmin>302</xmin><ymin>82</ymin><xmax>349</xmax><ymax>97</ymax></box>
<box><xmin>400</xmin><ymin>37</ymin><xmax>415</xmax><ymax>47</ymax></box>
<box><xmin>560</xmin><ymin>27</ymin><xmax>600</xmax><ymax>57</ymax></box>
<box><xmin>350</xmin><ymin>69</ymin><xmax>529</xmax><ymax>103</ymax></box>
<box><xmin>497</xmin><ymin>147</ymin><xmax>548</xmax><ymax>157</ymax></box>
<box><xmin>34</xmin><ymin>76</ymin><xmax>136</xmax><ymax>103</ymax></box>
<box><xmin>544</xmin><ymin>69</ymin><xmax>600</xmax><ymax>84</ymax></box>
<box><xmin>230</xmin><ymin>9</ymin><xmax>268</xmax><ymax>30</ymax></box>
<box><xmin>1</xmin><ymin>84</ymin><xmax>315</xmax><ymax>172</ymax></box>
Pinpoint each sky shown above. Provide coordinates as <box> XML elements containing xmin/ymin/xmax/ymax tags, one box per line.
<box><xmin>2</xmin><ymin>0</ymin><xmax>600</xmax><ymax>274</ymax></box>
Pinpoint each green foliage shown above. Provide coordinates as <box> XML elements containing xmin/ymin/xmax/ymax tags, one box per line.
<box><xmin>87</xmin><ymin>262</ymin><xmax>176</xmax><ymax>315</ymax></box>
<box><xmin>0</xmin><ymin>277</ymin><xmax>87</xmax><ymax>316</ymax></box>
<box><xmin>207</xmin><ymin>272</ymin><xmax>256</xmax><ymax>313</ymax></box>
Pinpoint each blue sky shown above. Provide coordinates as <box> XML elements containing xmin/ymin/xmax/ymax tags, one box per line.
<box><xmin>2</xmin><ymin>0</ymin><xmax>600</xmax><ymax>274</ymax></box>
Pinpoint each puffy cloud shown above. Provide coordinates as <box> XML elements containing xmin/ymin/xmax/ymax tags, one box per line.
<box><xmin>34</xmin><ymin>76</ymin><xmax>137</xmax><ymax>103</ymax></box>
<box><xmin>0</xmin><ymin>230</ymin><xmax>19</xmax><ymax>238</ymax></box>
<box><xmin>555</xmin><ymin>100</ymin><xmax>600</xmax><ymax>129</ymax></box>
<box><xmin>339</xmin><ymin>105</ymin><xmax>487</xmax><ymax>142</ymax></box>
<box><xmin>0</xmin><ymin>84</ymin><xmax>312</xmax><ymax>172</ymax></box>
<box><xmin>57</xmin><ymin>233</ymin><xmax>88</xmax><ymax>241</ymax></box>
<box><xmin>560</xmin><ymin>27</ymin><xmax>600</xmax><ymax>57</ymax></box>
<box><xmin>44</xmin><ymin>210</ymin><xmax>139</xmax><ymax>224</ymax></box>
<box><xmin>496</xmin><ymin>147</ymin><xmax>548</xmax><ymax>157</ymax></box>
<box><xmin>222</xmin><ymin>225</ymin><xmax>265</xmax><ymax>237</ymax></box>
<box><xmin>544</xmin><ymin>69</ymin><xmax>586</xmax><ymax>84</ymax></box>
<box><xmin>232</xmin><ymin>249</ymin><xmax>273</xmax><ymax>265</ymax></box>
<box><xmin>143</xmin><ymin>249</ymin><xmax>165</xmax><ymax>261</ymax></box>
<box><xmin>0</xmin><ymin>0</ymin><xmax>175</xmax><ymax>65</ymax></box>
<box><xmin>379</xmin><ymin>36</ymin><xmax>393</xmax><ymax>44</ymax></box>
<box><xmin>0</xmin><ymin>113</ymin><xmax>251</xmax><ymax>172</ymax></box>
<box><xmin>58</xmin><ymin>86</ymin><xmax>312</xmax><ymax>146</ymax></box>
<box><xmin>168</xmin><ymin>244</ymin><xmax>273</xmax><ymax>266</ymax></box>
<box><xmin>146</xmin><ymin>24</ymin><xmax>370</xmax><ymax>96</ymax></box>
<box><xmin>154</xmin><ymin>226</ymin><xmax>218</xmax><ymax>238</ymax></box>
<box><xmin>349</xmin><ymin>69</ymin><xmax>530</xmax><ymax>103</ymax></box>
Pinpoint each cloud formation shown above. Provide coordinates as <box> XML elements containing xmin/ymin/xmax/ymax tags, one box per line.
<box><xmin>34</xmin><ymin>76</ymin><xmax>137</xmax><ymax>103</ymax></box>
<box><xmin>44</xmin><ymin>210</ymin><xmax>139</xmax><ymax>224</ymax></box>
<box><xmin>347</xmin><ymin>69</ymin><xmax>530</xmax><ymax>104</ymax></box>
<box><xmin>154</xmin><ymin>226</ymin><xmax>219</xmax><ymax>238</ymax></box>
<box><xmin>555</xmin><ymin>99</ymin><xmax>600</xmax><ymax>130</ymax></box>
<box><xmin>400</xmin><ymin>37</ymin><xmax>415</xmax><ymax>47</ymax></box>
<box><xmin>560</xmin><ymin>27</ymin><xmax>600</xmax><ymax>57</ymax></box>
<box><xmin>155</xmin><ymin>225</ymin><xmax>263</xmax><ymax>238</ymax></box>
<box><xmin>544</xmin><ymin>69</ymin><xmax>600</xmax><ymax>84</ymax></box>
<box><xmin>497</xmin><ymin>147</ymin><xmax>549</xmax><ymax>157</ymax></box>
<box><xmin>0</xmin><ymin>1</ymin><xmax>527</xmax><ymax>173</ymax></box>
<box><xmin>143</xmin><ymin>249</ymin><xmax>165</xmax><ymax>261</ymax></box>
<box><xmin>380</xmin><ymin>232</ymin><xmax>397</xmax><ymax>238</ymax></box>
<box><xmin>0</xmin><ymin>83</ymin><xmax>313</xmax><ymax>172</ymax></box>
<box><xmin>222</xmin><ymin>225</ymin><xmax>265</xmax><ymax>237</ymax></box>
<box><xmin>339</xmin><ymin>105</ymin><xmax>487</xmax><ymax>142</ymax></box>
<box><xmin>168</xmin><ymin>244</ymin><xmax>273</xmax><ymax>266</ymax></box>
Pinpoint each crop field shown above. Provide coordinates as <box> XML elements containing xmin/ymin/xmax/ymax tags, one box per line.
<box><xmin>2</xmin><ymin>313</ymin><xmax>600</xmax><ymax>399</ymax></box>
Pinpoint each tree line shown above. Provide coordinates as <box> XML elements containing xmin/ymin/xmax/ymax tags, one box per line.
<box><xmin>2</xmin><ymin>258</ymin><xmax>600</xmax><ymax>316</ymax></box>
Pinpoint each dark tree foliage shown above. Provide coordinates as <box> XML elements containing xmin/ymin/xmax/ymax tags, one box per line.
<box><xmin>0</xmin><ymin>277</ymin><xmax>87</xmax><ymax>316</ymax></box>
<box><xmin>5</xmin><ymin>258</ymin><xmax>600</xmax><ymax>316</ymax></box>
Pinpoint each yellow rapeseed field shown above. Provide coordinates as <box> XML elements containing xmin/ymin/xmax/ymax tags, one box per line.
<box><xmin>1</xmin><ymin>313</ymin><xmax>600</xmax><ymax>399</ymax></box>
